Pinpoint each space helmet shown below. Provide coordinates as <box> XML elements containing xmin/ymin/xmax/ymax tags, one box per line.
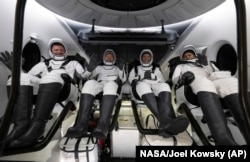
<box><xmin>180</xmin><ymin>45</ymin><xmax>197</xmax><ymax>61</ymax></box>
<box><xmin>103</xmin><ymin>49</ymin><xmax>116</xmax><ymax>65</ymax></box>
<box><xmin>140</xmin><ymin>49</ymin><xmax>153</xmax><ymax>67</ymax></box>
<box><xmin>48</xmin><ymin>38</ymin><xmax>67</xmax><ymax>61</ymax></box>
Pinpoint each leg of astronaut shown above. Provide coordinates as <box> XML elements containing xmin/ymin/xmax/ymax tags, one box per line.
<box><xmin>158</xmin><ymin>92</ymin><xmax>176</xmax><ymax>118</ymax></box>
<box><xmin>66</xmin><ymin>93</ymin><xmax>95</xmax><ymax>138</ymax></box>
<box><xmin>92</xmin><ymin>95</ymin><xmax>116</xmax><ymax>140</ymax></box>
<box><xmin>5</xmin><ymin>85</ymin><xmax>33</xmax><ymax>145</ymax></box>
<box><xmin>224</xmin><ymin>93</ymin><xmax>248</xmax><ymax>142</ymax></box>
<box><xmin>197</xmin><ymin>91</ymin><xmax>238</xmax><ymax>145</ymax></box>
<box><xmin>8</xmin><ymin>82</ymin><xmax>62</xmax><ymax>148</ymax></box>
<box><xmin>141</xmin><ymin>93</ymin><xmax>160</xmax><ymax>117</ymax></box>
<box><xmin>141</xmin><ymin>93</ymin><xmax>170</xmax><ymax>137</ymax></box>
<box><xmin>158</xmin><ymin>92</ymin><xmax>189</xmax><ymax>137</ymax></box>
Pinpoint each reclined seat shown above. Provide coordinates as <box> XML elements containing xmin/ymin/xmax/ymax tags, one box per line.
<box><xmin>126</xmin><ymin>60</ymin><xmax>193</xmax><ymax>146</ymax></box>
<box><xmin>168</xmin><ymin>54</ymin><xmax>245</xmax><ymax>145</ymax></box>
<box><xmin>59</xmin><ymin>81</ymin><xmax>124</xmax><ymax>162</ymax></box>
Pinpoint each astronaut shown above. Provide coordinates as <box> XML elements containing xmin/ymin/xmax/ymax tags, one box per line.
<box><xmin>66</xmin><ymin>49</ymin><xmax>126</xmax><ymax>140</ymax></box>
<box><xmin>2</xmin><ymin>38</ymin><xmax>90</xmax><ymax>148</ymax></box>
<box><xmin>128</xmin><ymin>49</ymin><xmax>189</xmax><ymax>137</ymax></box>
<box><xmin>172</xmin><ymin>45</ymin><xmax>247</xmax><ymax>145</ymax></box>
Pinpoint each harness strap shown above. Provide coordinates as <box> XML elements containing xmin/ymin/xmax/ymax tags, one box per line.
<box><xmin>44</xmin><ymin>58</ymin><xmax>72</xmax><ymax>72</ymax></box>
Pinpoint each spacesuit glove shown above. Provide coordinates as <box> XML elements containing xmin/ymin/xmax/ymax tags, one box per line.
<box><xmin>115</xmin><ymin>77</ymin><xmax>122</xmax><ymax>86</ymax></box>
<box><xmin>84</xmin><ymin>53</ymin><xmax>98</xmax><ymax>72</ymax></box>
<box><xmin>178</xmin><ymin>71</ymin><xmax>195</xmax><ymax>86</ymax></box>
<box><xmin>143</xmin><ymin>70</ymin><xmax>152</xmax><ymax>79</ymax></box>
<box><xmin>0</xmin><ymin>51</ymin><xmax>12</xmax><ymax>70</ymax></box>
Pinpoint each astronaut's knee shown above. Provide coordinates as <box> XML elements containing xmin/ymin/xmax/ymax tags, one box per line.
<box><xmin>82</xmin><ymin>80</ymin><xmax>99</xmax><ymax>95</ymax></box>
<box><xmin>191</xmin><ymin>81</ymin><xmax>216</xmax><ymax>94</ymax></box>
<box><xmin>103</xmin><ymin>81</ymin><xmax>118</xmax><ymax>94</ymax></box>
<box><xmin>18</xmin><ymin>73</ymin><xmax>31</xmax><ymax>85</ymax></box>
<box><xmin>158</xmin><ymin>83</ymin><xmax>171</xmax><ymax>92</ymax></box>
<box><xmin>40</xmin><ymin>72</ymin><xmax>64</xmax><ymax>84</ymax></box>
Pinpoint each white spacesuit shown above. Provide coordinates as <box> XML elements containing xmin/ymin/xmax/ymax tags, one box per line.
<box><xmin>128</xmin><ymin>49</ymin><xmax>189</xmax><ymax>138</ymax></box>
<box><xmin>172</xmin><ymin>45</ymin><xmax>246</xmax><ymax>145</ymax></box>
<box><xmin>6</xmin><ymin>38</ymin><xmax>90</xmax><ymax>148</ymax></box>
<box><xmin>66</xmin><ymin>49</ymin><xmax>126</xmax><ymax>139</ymax></box>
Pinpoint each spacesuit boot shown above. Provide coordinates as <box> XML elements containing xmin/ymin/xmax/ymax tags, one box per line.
<box><xmin>5</xmin><ymin>85</ymin><xmax>33</xmax><ymax>145</ymax></box>
<box><xmin>93</xmin><ymin>95</ymin><xmax>116</xmax><ymax>139</ymax></box>
<box><xmin>66</xmin><ymin>94</ymin><xmax>95</xmax><ymax>138</ymax></box>
<box><xmin>197</xmin><ymin>91</ymin><xmax>238</xmax><ymax>145</ymax></box>
<box><xmin>158</xmin><ymin>92</ymin><xmax>189</xmax><ymax>137</ymax></box>
<box><xmin>141</xmin><ymin>93</ymin><xmax>171</xmax><ymax>137</ymax></box>
<box><xmin>224</xmin><ymin>93</ymin><xmax>248</xmax><ymax>142</ymax></box>
<box><xmin>141</xmin><ymin>93</ymin><xmax>160</xmax><ymax>117</ymax></box>
<box><xmin>8</xmin><ymin>83</ymin><xmax>62</xmax><ymax>148</ymax></box>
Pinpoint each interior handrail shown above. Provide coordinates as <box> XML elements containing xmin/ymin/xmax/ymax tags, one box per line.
<box><xmin>234</xmin><ymin>0</ymin><xmax>250</xmax><ymax>145</ymax></box>
<box><xmin>0</xmin><ymin>0</ymin><xmax>27</xmax><ymax>156</ymax></box>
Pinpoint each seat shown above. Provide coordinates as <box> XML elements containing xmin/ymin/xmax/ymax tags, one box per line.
<box><xmin>59</xmin><ymin>81</ymin><xmax>124</xmax><ymax>162</ymax></box>
<box><xmin>1</xmin><ymin>53</ymin><xmax>87</xmax><ymax>154</ymax></box>
<box><xmin>127</xmin><ymin>60</ymin><xmax>190</xmax><ymax>138</ymax></box>
<box><xmin>126</xmin><ymin>59</ymin><xmax>160</xmax><ymax>135</ymax></box>
<box><xmin>61</xmin><ymin>79</ymin><xmax>123</xmax><ymax>137</ymax></box>
<box><xmin>91</xmin><ymin>90</ymin><xmax>122</xmax><ymax>134</ymax></box>
<box><xmin>125</xmin><ymin>79</ymin><xmax>193</xmax><ymax>147</ymax></box>
<box><xmin>2</xmin><ymin>76</ymin><xmax>76</xmax><ymax>155</ymax></box>
<box><xmin>168</xmin><ymin>55</ymin><xmax>239</xmax><ymax>146</ymax></box>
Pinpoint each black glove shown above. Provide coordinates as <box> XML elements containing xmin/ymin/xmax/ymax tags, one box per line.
<box><xmin>143</xmin><ymin>70</ymin><xmax>152</xmax><ymax>79</ymax></box>
<box><xmin>178</xmin><ymin>71</ymin><xmax>195</xmax><ymax>86</ymax></box>
<box><xmin>115</xmin><ymin>77</ymin><xmax>122</xmax><ymax>86</ymax></box>
<box><xmin>85</xmin><ymin>53</ymin><xmax>98</xmax><ymax>72</ymax></box>
<box><xmin>0</xmin><ymin>51</ymin><xmax>12</xmax><ymax>70</ymax></box>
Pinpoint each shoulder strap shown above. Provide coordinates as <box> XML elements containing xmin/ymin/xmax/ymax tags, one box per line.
<box><xmin>128</xmin><ymin>59</ymin><xmax>140</xmax><ymax>75</ymax></box>
<box><xmin>61</xmin><ymin>58</ymin><xmax>71</xmax><ymax>68</ymax></box>
<box><xmin>135</xmin><ymin>65</ymin><xmax>138</xmax><ymax>75</ymax></box>
<box><xmin>43</xmin><ymin>58</ymin><xmax>72</xmax><ymax>72</ymax></box>
<box><xmin>44</xmin><ymin>58</ymin><xmax>52</xmax><ymax>72</ymax></box>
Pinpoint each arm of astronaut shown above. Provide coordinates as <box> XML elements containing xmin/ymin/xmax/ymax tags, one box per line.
<box><xmin>154</xmin><ymin>67</ymin><xmax>166</xmax><ymax>82</ymax></box>
<box><xmin>75</xmin><ymin>62</ymin><xmax>91</xmax><ymax>80</ymax></box>
<box><xmin>128</xmin><ymin>68</ymin><xmax>139</xmax><ymax>84</ymax></box>
<box><xmin>171</xmin><ymin>65</ymin><xmax>183</xmax><ymax>86</ymax></box>
<box><xmin>178</xmin><ymin>71</ymin><xmax>195</xmax><ymax>86</ymax></box>
<box><xmin>210</xmin><ymin>61</ymin><xmax>220</xmax><ymax>71</ymax></box>
<box><xmin>89</xmin><ymin>66</ymin><xmax>99</xmax><ymax>80</ymax></box>
<box><xmin>0</xmin><ymin>51</ymin><xmax>12</xmax><ymax>70</ymax></box>
<box><xmin>118</xmin><ymin>66</ymin><xmax>127</xmax><ymax>84</ymax></box>
<box><xmin>27</xmin><ymin>62</ymin><xmax>47</xmax><ymax>84</ymax></box>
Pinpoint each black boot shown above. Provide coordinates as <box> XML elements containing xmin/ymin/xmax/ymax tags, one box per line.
<box><xmin>66</xmin><ymin>94</ymin><xmax>95</xmax><ymax>138</ymax></box>
<box><xmin>157</xmin><ymin>92</ymin><xmax>189</xmax><ymax>137</ymax></box>
<box><xmin>141</xmin><ymin>93</ymin><xmax>160</xmax><ymax>118</ymax></box>
<box><xmin>224</xmin><ymin>93</ymin><xmax>248</xmax><ymax>142</ymax></box>
<box><xmin>93</xmin><ymin>95</ymin><xmax>116</xmax><ymax>139</ymax></box>
<box><xmin>141</xmin><ymin>93</ymin><xmax>166</xmax><ymax>135</ymax></box>
<box><xmin>5</xmin><ymin>86</ymin><xmax>33</xmax><ymax>145</ymax></box>
<box><xmin>197</xmin><ymin>91</ymin><xmax>238</xmax><ymax>145</ymax></box>
<box><xmin>8</xmin><ymin>83</ymin><xmax>63</xmax><ymax>148</ymax></box>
